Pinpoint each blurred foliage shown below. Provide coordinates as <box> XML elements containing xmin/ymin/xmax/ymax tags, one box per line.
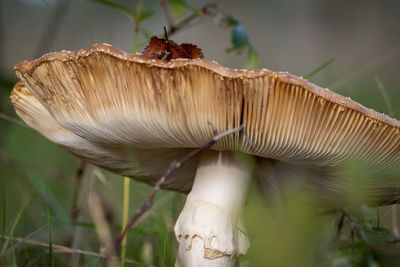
<box><xmin>1</xmin><ymin>1</ymin><xmax>400</xmax><ymax>267</ymax></box>
<box><xmin>91</xmin><ymin>0</ymin><xmax>154</xmax><ymax>21</ymax></box>
<box><xmin>224</xmin><ymin>15</ymin><xmax>259</xmax><ymax>68</ymax></box>
<box><xmin>168</xmin><ymin>0</ymin><xmax>191</xmax><ymax>20</ymax></box>
<box><xmin>92</xmin><ymin>0</ymin><xmax>260</xmax><ymax>66</ymax></box>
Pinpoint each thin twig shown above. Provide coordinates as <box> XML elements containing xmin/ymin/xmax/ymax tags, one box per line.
<box><xmin>163</xmin><ymin>26</ymin><xmax>169</xmax><ymax>41</ymax></box>
<box><xmin>0</xmin><ymin>3</ymin><xmax>4</xmax><ymax>75</ymax></box>
<box><xmin>0</xmin><ymin>146</ymin><xmax>64</xmax><ymax>184</ymax></box>
<box><xmin>162</xmin><ymin>3</ymin><xmax>218</xmax><ymax>37</ymax></box>
<box><xmin>242</xmin><ymin>130</ymin><xmax>256</xmax><ymax>149</ymax></box>
<box><xmin>328</xmin><ymin>44</ymin><xmax>400</xmax><ymax>90</ymax></box>
<box><xmin>373</xmin><ymin>77</ymin><xmax>399</xmax><ymax>237</ymax></box>
<box><xmin>113</xmin><ymin>125</ymin><xmax>244</xmax><ymax>252</ymax></box>
<box><xmin>89</xmin><ymin>191</ymin><xmax>118</xmax><ymax>267</ymax></box>
<box><xmin>160</xmin><ymin>0</ymin><xmax>173</xmax><ymax>30</ymax></box>
<box><xmin>0</xmin><ymin>112</ymin><xmax>28</xmax><ymax>128</ymax></box>
<box><xmin>392</xmin><ymin>206</ymin><xmax>400</xmax><ymax>238</ymax></box>
<box><xmin>68</xmin><ymin>160</ymin><xmax>87</xmax><ymax>266</ymax></box>
<box><xmin>343</xmin><ymin>212</ymin><xmax>366</xmax><ymax>242</ymax></box>
<box><xmin>120</xmin><ymin>177</ymin><xmax>131</xmax><ymax>267</ymax></box>
<box><xmin>71</xmin><ymin>160</ymin><xmax>87</xmax><ymax>221</ymax></box>
<box><xmin>132</xmin><ymin>0</ymin><xmax>143</xmax><ymax>51</ymax></box>
<box><xmin>335</xmin><ymin>211</ymin><xmax>346</xmax><ymax>241</ymax></box>
<box><xmin>0</xmin><ymin>235</ymin><xmax>138</xmax><ymax>264</ymax></box>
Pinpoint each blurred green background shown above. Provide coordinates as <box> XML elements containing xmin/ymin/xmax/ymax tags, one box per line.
<box><xmin>1</xmin><ymin>0</ymin><xmax>400</xmax><ymax>266</ymax></box>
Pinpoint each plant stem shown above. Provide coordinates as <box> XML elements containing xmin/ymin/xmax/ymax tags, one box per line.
<box><xmin>71</xmin><ymin>160</ymin><xmax>86</xmax><ymax>221</ymax></box>
<box><xmin>69</xmin><ymin>160</ymin><xmax>86</xmax><ymax>267</ymax></box>
<box><xmin>160</xmin><ymin>0</ymin><xmax>173</xmax><ymax>30</ymax></box>
<box><xmin>374</xmin><ymin>76</ymin><xmax>399</xmax><ymax>237</ymax></box>
<box><xmin>0</xmin><ymin>235</ymin><xmax>138</xmax><ymax>264</ymax></box>
<box><xmin>120</xmin><ymin>177</ymin><xmax>130</xmax><ymax>267</ymax></box>
<box><xmin>132</xmin><ymin>0</ymin><xmax>143</xmax><ymax>51</ymax></box>
<box><xmin>161</xmin><ymin>3</ymin><xmax>218</xmax><ymax>37</ymax></box>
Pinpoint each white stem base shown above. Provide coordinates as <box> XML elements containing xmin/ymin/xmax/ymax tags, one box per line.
<box><xmin>174</xmin><ymin>151</ymin><xmax>252</xmax><ymax>267</ymax></box>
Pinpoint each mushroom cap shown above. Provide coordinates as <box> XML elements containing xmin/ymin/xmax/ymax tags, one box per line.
<box><xmin>11</xmin><ymin>43</ymin><xmax>400</xmax><ymax>202</ymax></box>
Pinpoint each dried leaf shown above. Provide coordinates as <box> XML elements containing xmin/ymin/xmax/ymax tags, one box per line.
<box><xmin>142</xmin><ymin>36</ymin><xmax>204</xmax><ymax>60</ymax></box>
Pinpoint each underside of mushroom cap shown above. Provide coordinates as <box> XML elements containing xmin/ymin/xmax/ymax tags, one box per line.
<box><xmin>11</xmin><ymin>81</ymin><xmax>198</xmax><ymax>192</ymax></box>
<box><xmin>11</xmin><ymin>43</ymin><xmax>400</xmax><ymax>196</ymax></box>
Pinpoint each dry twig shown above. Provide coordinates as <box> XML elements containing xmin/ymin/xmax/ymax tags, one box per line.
<box><xmin>335</xmin><ymin>211</ymin><xmax>346</xmax><ymax>241</ymax></box>
<box><xmin>0</xmin><ymin>235</ymin><xmax>137</xmax><ymax>264</ymax></box>
<box><xmin>71</xmin><ymin>160</ymin><xmax>87</xmax><ymax>221</ymax></box>
<box><xmin>68</xmin><ymin>160</ymin><xmax>87</xmax><ymax>266</ymax></box>
<box><xmin>160</xmin><ymin>2</ymin><xmax>218</xmax><ymax>37</ymax></box>
<box><xmin>160</xmin><ymin>0</ymin><xmax>173</xmax><ymax>30</ymax></box>
<box><xmin>0</xmin><ymin>112</ymin><xmax>28</xmax><ymax>128</ymax></box>
<box><xmin>113</xmin><ymin>125</ymin><xmax>244</xmax><ymax>252</ymax></box>
<box><xmin>343</xmin><ymin>211</ymin><xmax>366</xmax><ymax>242</ymax></box>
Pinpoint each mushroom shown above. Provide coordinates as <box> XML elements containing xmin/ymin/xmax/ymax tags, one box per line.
<box><xmin>11</xmin><ymin>43</ymin><xmax>400</xmax><ymax>266</ymax></box>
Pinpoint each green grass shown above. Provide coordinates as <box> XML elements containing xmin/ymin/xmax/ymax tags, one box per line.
<box><xmin>2</xmin><ymin>58</ymin><xmax>400</xmax><ymax>265</ymax></box>
<box><xmin>46</xmin><ymin>183</ymin><xmax>55</xmax><ymax>267</ymax></box>
<box><xmin>1</xmin><ymin>193</ymin><xmax>32</xmax><ymax>255</ymax></box>
<box><xmin>121</xmin><ymin>177</ymin><xmax>131</xmax><ymax>267</ymax></box>
<box><xmin>2</xmin><ymin>78</ymin><xmax>400</xmax><ymax>266</ymax></box>
<box><xmin>1</xmin><ymin>2</ymin><xmax>400</xmax><ymax>265</ymax></box>
<box><xmin>304</xmin><ymin>58</ymin><xmax>336</xmax><ymax>79</ymax></box>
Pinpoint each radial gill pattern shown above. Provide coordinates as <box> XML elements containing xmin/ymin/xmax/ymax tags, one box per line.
<box><xmin>11</xmin><ymin>43</ymin><xmax>400</xmax><ymax>196</ymax></box>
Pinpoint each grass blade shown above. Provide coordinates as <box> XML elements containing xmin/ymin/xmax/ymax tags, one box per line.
<box><xmin>121</xmin><ymin>177</ymin><xmax>131</xmax><ymax>267</ymax></box>
<box><xmin>374</xmin><ymin>76</ymin><xmax>399</xmax><ymax>237</ymax></box>
<box><xmin>374</xmin><ymin>76</ymin><xmax>395</xmax><ymax>116</ymax></box>
<box><xmin>7</xmin><ymin>211</ymin><xmax>73</xmax><ymax>253</ymax></box>
<box><xmin>0</xmin><ymin>235</ymin><xmax>139</xmax><ymax>264</ymax></box>
<box><xmin>46</xmin><ymin>183</ymin><xmax>55</xmax><ymax>267</ymax></box>
<box><xmin>0</xmin><ymin>112</ymin><xmax>28</xmax><ymax>128</ymax></box>
<box><xmin>1</xmin><ymin>181</ymin><xmax>6</xmax><ymax>242</ymax></box>
<box><xmin>304</xmin><ymin>58</ymin><xmax>335</xmax><ymax>79</ymax></box>
<box><xmin>1</xmin><ymin>193</ymin><xmax>32</xmax><ymax>254</ymax></box>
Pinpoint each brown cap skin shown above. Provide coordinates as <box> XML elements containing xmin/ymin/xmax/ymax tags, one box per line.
<box><xmin>11</xmin><ymin>43</ymin><xmax>400</xmax><ymax>204</ymax></box>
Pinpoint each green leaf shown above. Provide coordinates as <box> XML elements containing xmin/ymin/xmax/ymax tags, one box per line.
<box><xmin>137</xmin><ymin>9</ymin><xmax>154</xmax><ymax>21</ymax></box>
<box><xmin>141</xmin><ymin>29</ymin><xmax>153</xmax><ymax>42</ymax></box>
<box><xmin>328</xmin><ymin>243</ymin><xmax>369</xmax><ymax>267</ymax></box>
<box><xmin>367</xmin><ymin>255</ymin><xmax>380</xmax><ymax>267</ymax></box>
<box><xmin>225</xmin><ymin>19</ymin><xmax>260</xmax><ymax>69</ymax></box>
<box><xmin>362</xmin><ymin>227</ymin><xmax>398</xmax><ymax>245</ymax></box>
<box><xmin>245</xmin><ymin>49</ymin><xmax>260</xmax><ymax>69</ymax></box>
<box><xmin>169</xmin><ymin>0</ymin><xmax>191</xmax><ymax>19</ymax></box>
<box><xmin>91</xmin><ymin>0</ymin><xmax>132</xmax><ymax>15</ymax></box>
<box><xmin>223</xmin><ymin>14</ymin><xmax>239</xmax><ymax>27</ymax></box>
<box><xmin>229</xmin><ymin>23</ymin><xmax>249</xmax><ymax>53</ymax></box>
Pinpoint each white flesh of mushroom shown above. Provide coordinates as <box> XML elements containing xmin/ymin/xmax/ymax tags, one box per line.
<box><xmin>174</xmin><ymin>151</ymin><xmax>252</xmax><ymax>266</ymax></box>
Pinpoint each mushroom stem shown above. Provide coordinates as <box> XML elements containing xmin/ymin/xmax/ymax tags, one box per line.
<box><xmin>174</xmin><ymin>151</ymin><xmax>252</xmax><ymax>267</ymax></box>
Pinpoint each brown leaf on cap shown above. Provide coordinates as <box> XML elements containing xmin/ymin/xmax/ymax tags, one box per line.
<box><xmin>142</xmin><ymin>36</ymin><xmax>204</xmax><ymax>60</ymax></box>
